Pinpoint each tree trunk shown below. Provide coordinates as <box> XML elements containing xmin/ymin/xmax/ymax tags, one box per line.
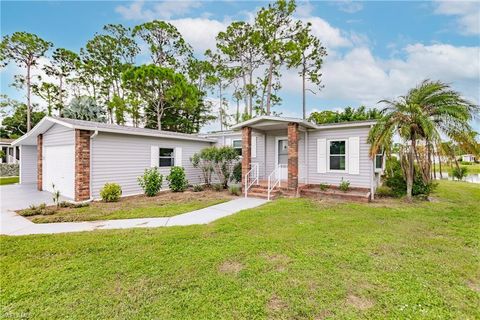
<box><xmin>438</xmin><ymin>153</ymin><xmax>443</xmax><ymax>179</ymax></box>
<box><xmin>302</xmin><ymin>61</ymin><xmax>306</xmax><ymax>120</ymax></box>
<box><xmin>406</xmin><ymin>141</ymin><xmax>415</xmax><ymax>201</ymax></box>
<box><xmin>157</xmin><ymin>103</ymin><xmax>162</xmax><ymax>131</ymax></box>
<box><xmin>26</xmin><ymin>64</ymin><xmax>32</xmax><ymax>131</ymax></box>
<box><xmin>59</xmin><ymin>75</ymin><xmax>63</xmax><ymax>117</ymax></box>
<box><xmin>265</xmin><ymin>60</ymin><xmax>274</xmax><ymax>116</ymax></box>
<box><xmin>248</xmin><ymin>71</ymin><xmax>253</xmax><ymax>116</ymax></box>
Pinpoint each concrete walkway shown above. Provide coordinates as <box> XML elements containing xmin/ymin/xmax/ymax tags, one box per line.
<box><xmin>1</xmin><ymin>195</ymin><xmax>267</xmax><ymax>236</ymax></box>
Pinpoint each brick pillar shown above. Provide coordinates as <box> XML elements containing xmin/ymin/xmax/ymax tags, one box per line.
<box><xmin>37</xmin><ymin>134</ymin><xmax>43</xmax><ymax>191</ymax></box>
<box><xmin>241</xmin><ymin>126</ymin><xmax>252</xmax><ymax>188</ymax></box>
<box><xmin>287</xmin><ymin>122</ymin><xmax>299</xmax><ymax>190</ymax></box>
<box><xmin>75</xmin><ymin>129</ymin><xmax>91</xmax><ymax>201</ymax></box>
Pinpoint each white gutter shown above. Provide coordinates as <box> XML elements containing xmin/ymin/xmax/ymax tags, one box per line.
<box><xmin>369</xmin><ymin>124</ymin><xmax>375</xmax><ymax>201</ymax></box>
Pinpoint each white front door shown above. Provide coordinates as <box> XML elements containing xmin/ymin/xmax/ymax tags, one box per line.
<box><xmin>275</xmin><ymin>137</ymin><xmax>288</xmax><ymax>180</ymax></box>
<box><xmin>43</xmin><ymin>145</ymin><xmax>75</xmax><ymax>199</ymax></box>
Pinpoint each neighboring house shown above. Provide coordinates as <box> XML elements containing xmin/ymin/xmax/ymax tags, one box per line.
<box><xmin>0</xmin><ymin>138</ymin><xmax>19</xmax><ymax>164</ymax></box>
<box><xmin>461</xmin><ymin>154</ymin><xmax>476</xmax><ymax>163</ymax></box>
<box><xmin>12</xmin><ymin>116</ymin><xmax>383</xmax><ymax>201</ymax></box>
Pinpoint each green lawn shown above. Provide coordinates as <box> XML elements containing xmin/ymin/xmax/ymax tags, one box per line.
<box><xmin>0</xmin><ymin>176</ymin><xmax>19</xmax><ymax>185</ymax></box>
<box><xmin>24</xmin><ymin>191</ymin><xmax>233</xmax><ymax>223</ymax></box>
<box><xmin>1</xmin><ymin>181</ymin><xmax>479</xmax><ymax>319</ymax></box>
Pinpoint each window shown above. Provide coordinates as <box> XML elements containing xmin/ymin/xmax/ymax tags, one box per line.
<box><xmin>375</xmin><ymin>152</ymin><xmax>384</xmax><ymax>171</ymax></box>
<box><xmin>232</xmin><ymin>140</ymin><xmax>242</xmax><ymax>156</ymax></box>
<box><xmin>329</xmin><ymin>140</ymin><xmax>346</xmax><ymax>171</ymax></box>
<box><xmin>159</xmin><ymin>148</ymin><xmax>175</xmax><ymax>167</ymax></box>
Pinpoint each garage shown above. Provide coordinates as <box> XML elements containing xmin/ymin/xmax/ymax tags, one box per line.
<box><xmin>42</xmin><ymin>145</ymin><xmax>75</xmax><ymax>199</ymax></box>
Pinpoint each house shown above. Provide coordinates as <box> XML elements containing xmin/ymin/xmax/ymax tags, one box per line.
<box><xmin>12</xmin><ymin>116</ymin><xmax>382</xmax><ymax>202</ymax></box>
<box><xmin>461</xmin><ymin>154</ymin><xmax>476</xmax><ymax>163</ymax></box>
<box><xmin>0</xmin><ymin>138</ymin><xmax>19</xmax><ymax>164</ymax></box>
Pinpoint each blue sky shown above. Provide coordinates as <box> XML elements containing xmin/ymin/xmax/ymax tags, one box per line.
<box><xmin>1</xmin><ymin>0</ymin><xmax>479</xmax><ymax>131</ymax></box>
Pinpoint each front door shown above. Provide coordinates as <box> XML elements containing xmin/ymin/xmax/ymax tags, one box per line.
<box><xmin>275</xmin><ymin>137</ymin><xmax>288</xmax><ymax>180</ymax></box>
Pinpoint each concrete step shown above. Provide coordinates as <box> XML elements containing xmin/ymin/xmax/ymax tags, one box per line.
<box><xmin>247</xmin><ymin>191</ymin><xmax>278</xmax><ymax>200</ymax></box>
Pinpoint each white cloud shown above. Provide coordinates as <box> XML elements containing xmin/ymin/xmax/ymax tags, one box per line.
<box><xmin>304</xmin><ymin>16</ymin><xmax>352</xmax><ymax>49</ymax></box>
<box><xmin>334</xmin><ymin>1</ymin><xmax>363</xmax><ymax>14</ymax></box>
<box><xmin>281</xmin><ymin>43</ymin><xmax>480</xmax><ymax>106</ymax></box>
<box><xmin>434</xmin><ymin>0</ymin><xmax>480</xmax><ymax>35</ymax></box>
<box><xmin>168</xmin><ymin>18</ymin><xmax>229</xmax><ymax>54</ymax></box>
<box><xmin>116</xmin><ymin>0</ymin><xmax>201</xmax><ymax>21</ymax></box>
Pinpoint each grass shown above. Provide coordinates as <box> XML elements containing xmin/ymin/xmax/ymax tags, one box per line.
<box><xmin>433</xmin><ymin>163</ymin><xmax>480</xmax><ymax>174</ymax></box>
<box><xmin>23</xmin><ymin>190</ymin><xmax>233</xmax><ymax>223</ymax></box>
<box><xmin>1</xmin><ymin>180</ymin><xmax>479</xmax><ymax>319</ymax></box>
<box><xmin>0</xmin><ymin>176</ymin><xmax>19</xmax><ymax>185</ymax></box>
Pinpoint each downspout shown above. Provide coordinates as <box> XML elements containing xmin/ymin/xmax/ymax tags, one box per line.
<box><xmin>89</xmin><ymin>129</ymin><xmax>98</xmax><ymax>201</ymax></box>
<box><xmin>305</xmin><ymin>130</ymin><xmax>309</xmax><ymax>185</ymax></box>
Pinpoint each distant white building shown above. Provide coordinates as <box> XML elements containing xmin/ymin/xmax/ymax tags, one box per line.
<box><xmin>461</xmin><ymin>154</ymin><xmax>476</xmax><ymax>163</ymax></box>
<box><xmin>0</xmin><ymin>138</ymin><xmax>19</xmax><ymax>164</ymax></box>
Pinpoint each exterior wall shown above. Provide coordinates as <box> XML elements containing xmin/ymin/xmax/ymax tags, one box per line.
<box><xmin>37</xmin><ymin>135</ymin><xmax>43</xmax><ymax>190</ymax></box>
<box><xmin>43</xmin><ymin>123</ymin><xmax>75</xmax><ymax>146</ymax></box>
<box><xmin>19</xmin><ymin>145</ymin><xmax>37</xmax><ymax>184</ymax></box>
<box><xmin>212</xmin><ymin>131</ymin><xmax>266</xmax><ymax>179</ymax></box>
<box><xmin>91</xmin><ymin>132</ymin><xmax>213</xmax><ymax>198</ymax></box>
<box><xmin>307</xmin><ymin>126</ymin><xmax>373</xmax><ymax>188</ymax></box>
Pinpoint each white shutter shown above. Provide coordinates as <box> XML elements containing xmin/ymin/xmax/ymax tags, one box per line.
<box><xmin>174</xmin><ymin>147</ymin><xmax>182</xmax><ymax>167</ymax></box>
<box><xmin>252</xmin><ymin>136</ymin><xmax>257</xmax><ymax>158</ymax></box>
<box><xmin>225</xmin><ymin>138</ymin><xmax>231</xmax><ymax>146</ymax></box>
<box><xmin>150</xmin><ymin>146</ymin><xmax>159</xmax><ymax>167</ymax></box>
<box><xmin>348</xmin><ymin>137</ymin><xmax>360</xmax><ymax>175</ymax></box>
<box><xmin>317</xmin><ymin>139</ymin><xmax>327</xmax><ymax>173</ymax></box>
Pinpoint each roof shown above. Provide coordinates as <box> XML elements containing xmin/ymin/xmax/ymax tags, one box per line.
<box><xmin>0</xmin><ymin>138</ymin><xmax>15</xmax><ymax>145</ymax></box>
<box><xmin>13</xmin><ymin>116</ymin><xmax>217</xmax><ymax>146</ymax></box>
<box><xmin>229</xmin><ymin>115</ymin><xmax>376</xmax><ymax>131</ymax></box>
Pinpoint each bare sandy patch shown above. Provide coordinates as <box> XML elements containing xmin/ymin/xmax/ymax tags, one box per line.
<box><xmin>346</xmin><ymin>294</ymin><xmax>374</xmax><ymax>310</ymax></box>
<box><xmin>218</xmin><ymin>260</ymin><xmax>244</xmax><ymax>275</ymax></box>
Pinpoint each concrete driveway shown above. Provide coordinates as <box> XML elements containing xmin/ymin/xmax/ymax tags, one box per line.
<box><xmin>0</xmin><ymin>183</ymin><xmax>69</xmax><ymax>234</ymax></box>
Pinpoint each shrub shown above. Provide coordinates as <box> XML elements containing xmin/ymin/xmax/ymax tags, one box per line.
<box><xmin>319</xmin><ymin>183</ymin><xmax>329</xmax><ymax>191</ymax></box>
<box><xmin>339</xmin><ymin>178</ymin><xmax>350</xmax><ymax>192</ymax></box>
<box><xmin>138</xmin><ymin>167</ymin><xmax>163</xmax><ymax>197</ymax></box>
<box><xmin>19</xmin><ymin>203</ymin><xmax>59</xmax><ymax>216</ymax></box>
<box><xmin>166</xmin><ymin>166</ymin><xmax>188</xmax><ymax>192</ymax></box>
<box><xmin>375</xmin><ymin>185</ymin><xmax>394</xmax><ymax>198</ymax></box>
<box><xmin>100</xmin><ymin>183</ymin><xmax>122</xmax><ymax>202</ymax></box>
<box><xmin>190</xmin><ymin>149</ymin><xmax>214</xmax><ymax>186</ymax></box>
<box><xmin>384</xmin><ymin>158</ymin><xmax>437</xmax><ymax>197</ymax></box>
<box><xmin>212</xmin><ymin>183</ymin><xmax>223</xmax><ymax>192</ymax></box>
<box><xmin>193</xmin><ymin>146</ymin><xmax>239</xmax><ymax>189</ymax></box>
<box><xmin>452</xmin><ymin>166</ymin><xmax>468</xmax><ymax>180</ymax></box>
<box><xmin>229</xmin><ymin>185</ymin><xmax>241</xmax><ymax>196</ymax></box>
<box><xmin>192</xmin><ymin>184</ymin><xmax>204</xmax><ymax>192</ymax></box>
<box><xmin>232</xmin><ymin>162</ymin><xmax>242</xmax><ymax>183</ymax></box>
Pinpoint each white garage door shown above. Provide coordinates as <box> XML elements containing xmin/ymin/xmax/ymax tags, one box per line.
<box><xmin>43</xmin><ymin>145</ymin><xmax>75</xmax><ymax>199</ymax></box>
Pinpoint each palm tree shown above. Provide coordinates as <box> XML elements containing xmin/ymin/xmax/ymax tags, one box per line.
<box><xmin>369</xmin><ymin>80</ymin><xmax>479</xmax><ymax>200</ymax></box>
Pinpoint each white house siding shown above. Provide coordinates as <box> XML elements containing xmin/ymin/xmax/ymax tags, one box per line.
<box><xmin>19</xmin><ymin>145</ymin><xmax>37</xmax><ymax>184</ymax></box>
<box><xmin>212</xmin><ymin>132</ymin><xmax>266</xmax><ymax>179</ymax></box>
<box><xmin>91</xmin><ymin>132</ymin><xmax>213</xmax><ymax>198</ymax></box>
<box><xmin>307</xmin><ymin>126</ymin><xmax>373</xmax><ymax>188</ymax></box>
<box><xmin>43</xmin><ymin>124</ymin><xmax>75</xmax><ymax>146</ymax></box>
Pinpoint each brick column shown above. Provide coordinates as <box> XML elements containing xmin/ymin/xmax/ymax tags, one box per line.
<box><xmin>37</xmin><ymin>134</ymin><xmax>43</xmax><ymax>191</ymax></box>
<box><xmin>287</xmin><ymin>122</ymin><xmax>299</xmax><ymax>190</ymax></box>
<box><xmin>241</xmin><ymin>126</ymin><xmax>252</xmax><ymax>188</ymax></box>
<box><xmin>75</xmin><ymin>129</ymin><xmax>91</xmax><ymax>201</ymax></box>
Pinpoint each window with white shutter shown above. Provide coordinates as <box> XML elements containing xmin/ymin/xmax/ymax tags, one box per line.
<box><xmin>348</xmin><ymin>137</ymin><xmax>360</xmax><ymax>175</ymax></box>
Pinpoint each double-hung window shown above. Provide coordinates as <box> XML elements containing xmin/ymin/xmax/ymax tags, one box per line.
<box><xmin>375</xmin><ymin>150</ymin><xmax>384</xmax><ymax>171</ymax></box>
<box><xmin>159</xmin><ymin>148</ymin><xmax>175</xmax><ymax>167</ymax></box>
<box><xmin>329</xmin><ymin>140</ymin><xmax>346</xmax><ymax>171</ymax></box>
<box><xmin>232</xmin><ymin>140</ymin><xmax>242</xmax><ymax>156</ymax></box>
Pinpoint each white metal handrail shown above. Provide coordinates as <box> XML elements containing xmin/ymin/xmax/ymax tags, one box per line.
<box><xmin>244</xmin><ymin>163</ymin><xmax>259</xmax><ymax>198</ymax></box>
<box><xmin>267</xmin><ymin>164</ymin><xmax>287</xmax><ymax>200</ymax></box>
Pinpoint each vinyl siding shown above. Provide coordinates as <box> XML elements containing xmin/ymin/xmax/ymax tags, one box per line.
<box><xmin>19</xmin><ymin>145</ymin><xmax>37</xmax><ymax>184</ymax></box>
<box><xmin>212</xmin><ymin>132</ymin><xmax>266</xmax><ymax>179</ymax></box>
<box><xmin>306</xmin><ymin>126</ymin><xmax>373</xmax><ymax>188</ymax></box>
<box><xmin>91</xmin><ymin>132</ymin><xmax>213</xmax><ymax>198</ymax></box>
<box><xmin>43</xmin><ymin>124</ymin><xmax>74</xmax><ymax>146</ymax></box>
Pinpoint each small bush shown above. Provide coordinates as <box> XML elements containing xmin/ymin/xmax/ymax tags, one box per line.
<box><xmin>339</xmin><ymin>178</ymin><xmax>350</xmax><ymax>192</ymax></box>
<box><xmin>452</xmin><ymin>166</ymin><xmax>468</xmax><ymax>180</ymax></box>
<box><xmin>100</xmin><ymin>183</ymin><xmax>122</xmax><ymax>202</ymax></box>
<box><xmin>319</xmin><ymin>183</ymin><xmax>329</xmax><ymax>191</ymax></box>
<box><xmin>383</xmin><ymin>158</ymin><xmax>436</xmax><ymax>197</ymax></box>
<box><xmin>58</xmin><ymin>201</ymin><xmax>90</xmax><ymax>208</ymax></box>
<box><xmin>232</xmin><ymin>162</ymin><xmax>242</xmax><ymax>183</ymax></box>
<box><xmin>375</xmin><ymin>185</ymin><xmax>394</xmax><ymax>198</ymax></box>
<box><xmin>19</xmin><ymin>203</ymin><xmax>60</xmax><ymax>216</ymax></box>
<box><xmin>192</xmin><ymin>184</ymin><xmax>204</xmax><ymax>192</ymax></box>
<box><xmin>212</xmin><ymin>183</ymin><xmax>223</xmax><ymax>192</ymax></box>
<box><xmin>229</xmin><ymin>185</ymin><xmax>241</xmax><ymax>196</ymax></box>
<box><xmin>138</xmin><ymin>167</ymin><xmax>163</xmax><ymax>197</ymax></box>
<box><xmin>166</xmin><ymin>166</ymin><xmax>188</xmax><ymax>192</ymax></box>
